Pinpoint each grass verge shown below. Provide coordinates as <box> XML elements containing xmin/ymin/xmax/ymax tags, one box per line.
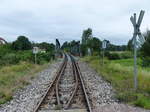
<box><xmin>0</xmin><ymin>61</ymin><xmax>50</xmax><ymax>104</ymax></box>
<box><xmin>81</xmin><ymin>56</ymin><xmax>150</xmax><ymax>109</ymax></box>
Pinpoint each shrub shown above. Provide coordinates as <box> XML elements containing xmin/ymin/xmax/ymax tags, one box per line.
<box><xmin>106</xmin><ymin>52</ymin><xmax>121</xmax><ymax>60</ymax></box>
<box><xmin>36</xmin><ymin>52</ymin><xmax>53</xmax><ymax>64</ymax></box>
<box><xmin>16</xmin><ymin>51</ymin><xmax>33</xmax><ymax>62</ymax></box>
<box><xmin>120</xmin><ymin>51</ymin><xmax>133</xmax><ymax>59</ymax></box>
<box><xmin>105</xmin><ymin>51</ymin><xmax>132</xmax><ymax>60</ymax></box>
<box><xmin>0</xmin><ymin>44</ymin><xmax>55</xmax><ymax>66</ymax></box>
<box><xmin>134</xmin><ymin>94</ymin><xmax>150</xmax><ymax>109</ymax></box>
<box><xmin>0</xmin><ymin>44</ymin><xmax>12</xmax><ymax>59</ymax></box>
<box><xmin>116</xmin><ymin>91</ymin><xmax>137</xmax><ymax>102</ymax></box>
<box><xmin>110</xmin><ymin>53</ymin><xmax>121</xmax><ymax>60</ymax></box>
<box><xmin>141</xmin><ymin>57</ymin><xmax>150</xmax><ymax>67</ymax></box>
<box><xmin>0</xmin><ymin>53</ymin><xmax>20</xmax><ymax>66</ymax></box>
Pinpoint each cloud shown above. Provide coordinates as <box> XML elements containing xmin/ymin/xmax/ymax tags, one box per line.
<box><xmin>0</xmin><ymin>0</ymin><xmax>149</xmax><ymax>45</ymax></box>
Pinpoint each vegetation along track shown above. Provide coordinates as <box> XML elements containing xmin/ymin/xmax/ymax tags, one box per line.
<box><xmin>33</xmin><ymin>54</ymin><xmax>92</xmax><ymax>112</ymax></box>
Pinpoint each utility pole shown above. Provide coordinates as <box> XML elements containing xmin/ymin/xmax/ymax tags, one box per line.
<box><xmin>33</xmin><ymin>47</ymin><xmax>39</xmax><ymax>64</ymax></box>
<box><xmin>130</xmin><ymin>10</ymin><xmax>145</xmax><ymax>90</ymax></box>
<box><xmin>35</xmin><ymin>53</ymin><xmax>37</xmax><ymax>64</ymax></box>
<box><xmin>102</xmin><ymin>48</ymin><xmax>104</xmax><ymax>66</ymax></box>
<box><xmin>102</xmin><ymin>40</ymin><xmax>107</xmax><ymax>66</ymax></box>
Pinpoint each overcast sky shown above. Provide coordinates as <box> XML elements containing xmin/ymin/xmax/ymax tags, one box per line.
<box><xmin>0</xmin><ymin>0</ymin><xmax>150</xmax><ymax>45</ymax></box>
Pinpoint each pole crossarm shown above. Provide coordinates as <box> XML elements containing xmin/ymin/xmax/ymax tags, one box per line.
<box><xmin>137</xmin><ymin>10</ymin><xmax>145</xmax><ymax>27</ymax></box>
<box><xmin>130</xmin><ymin>10</ymin><xmax>145</xmax><ymax>47</ymax></box>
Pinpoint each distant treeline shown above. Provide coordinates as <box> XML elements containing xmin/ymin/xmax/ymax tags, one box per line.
<box><xmin>0</xmin><ymin>36</ymin><xmax>55</xmax><ymax>66</ymax></box>
<box><xmin>61</xmin><ymin>28</ymin><xmax>150</xmax><ymax>67</ymax></box>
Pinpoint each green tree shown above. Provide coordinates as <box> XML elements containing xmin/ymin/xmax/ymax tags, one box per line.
<box><xmin>38</xmin><ymin>42</ymin><xmax>55</xmax><ymax>52</ymax></box>
<box><xmin>81</xmin><ymin>28</ymin><xmax>93</xmax><ymax>56</ymax></box>
<box><xmin>80</xmin><ymin>44</ymin><xmax>87</xmax><ymax>56</ymax></box>
<box><xmin>70</xmin><ymin>40</ymin><xmax>80</xmax><ymax>55</ymax></box>
<box><xmin>127</xmin><ymin>39</ymin><xmax>133</xmax><ymax>51</ymax></box>
<box><xmin>12</xmin><ymin>36</ymin><xmax>32</xmax><ymax>50</ymax></box>
<box><xmin>140</xmin><ymin>30</ymin><xmax>150</xmax><ymax>66</ymax></box>
<box><xmin>81</xmin><ymin>28</ymin><xmax>92</xmax><ymax>44</ymax></box>
<box><xmin>87</xmin><ymin>37</ymin><xmax>102</xmax><ymax>55</ymax></box>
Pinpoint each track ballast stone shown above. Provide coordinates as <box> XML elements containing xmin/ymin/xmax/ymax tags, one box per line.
<box><xmin>78</xmin><ymin>61</ymin><xmax>150</xmax><ymax>112</ymax></box>
<box><xmin>0</xmin><ymin>59</ymin><xmax>149</xmax><ymax>112</ymax></box>
<box><xmin>78</xmin><ymin>61</ymin><xmax>116</xmax><ymax>107</ymax></box>
<box><xmin>0</xmin><ymin>61</ymin><xmax>62</xmax><ymax>112</ymax></box>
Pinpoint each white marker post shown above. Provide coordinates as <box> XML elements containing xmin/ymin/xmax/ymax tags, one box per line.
<box><xmin>102</xmin><ymin>40</ymin><xmax>107</xmax><ymax>66</ymax></box>
<box><xmin>33</xmin><ymin>47</ymin><xmax>39</xmax><ymax>64</ymax></box>
<box><xmin>130</xmin><ymin>10</ymin><xmax>145</xmax><ymax>90</ymax></box>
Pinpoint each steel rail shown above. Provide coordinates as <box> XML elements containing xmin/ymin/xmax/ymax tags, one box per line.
<box><xmin>55</xmin><ymin>55</ymin><xmax>68</xmax><ymax>106</ymax></box>
<box><xmin>33</xmin><ymin>54</ymin><xmax>67</xmax><ymax>112</ymax></box>
<box><xmin>75</xmin><ymin>62</ymin><xmax>92</xmax><ymax>112</ymax></box>
<box><xmin>65</xmin><ymin>56</ymin><xmax>79</xmax><ymax>108</ymax></box>
<box><xmin>70</xmin><ymin>55</ymin><xmax>92</xmax><ymax>112</ymax></box>
<box><xmin>33</xmin><ymin>54</ymin><xmax>92</xmax><ymax>112</ymax></box>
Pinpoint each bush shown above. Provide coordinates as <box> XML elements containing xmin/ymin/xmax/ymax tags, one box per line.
<box><xmin>0</xmin><ymin>53</ymin><xmax>20</xmax><ymax>66</ymax></box>
<box><xmin>0</xmin><ymin>44</ymin><xmax>55</xmax><ymax>67</ymax></box>
<box><xmin>36</xmin><ymin>52</ymin><xmax>53</xmax><ymax>64</ymax></box>
<box><xmin>16</xmin><ymin>51</ymin><xmax>33</xmax><ymax>62</ymax></box>
<box><xmin>0</xmin><ymin>51</ymin><xmax>52</xmax><ymax>66</ymax></box>
<box><xmin>141</xmin><ymin>57</ymin><xmax>150</xmax><ymax>67</ymax></box>
<box><xmin>108</xmin><ymin>53</ymin><xmax>120</xmax><ymax>60</ymax></box>
<box><xmin>105</xmin><ymin>51</ymin><xmax>132</xmax><ymax>60</ymax></box>
<box><xmin>0</xmin><ymin>44</ymin><xmax>12</xmax><ymax>59</ymax></box>
<box><xmin>120</xmin><ymin>52</ymin><xmax>133</xmax><ymax>59</ymax></box>
<box><xmin>134</xmin><ymin>94</ymin><xmax>150</xmax><ymax>109</ymax></box>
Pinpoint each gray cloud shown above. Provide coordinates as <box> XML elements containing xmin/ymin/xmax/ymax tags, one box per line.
<box><xmin>0</xmin><ymin>0</ymin><xmax>149</xmax><ymax>45</ymax></box>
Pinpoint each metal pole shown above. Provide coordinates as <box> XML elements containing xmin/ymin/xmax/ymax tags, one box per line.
<box><xmin>35</xmin><ymin>54</ymin><xmax>37</xmax><ymax>64</ymax></box>
<box><xmin>133</xmin><ymin>34</ymin><xmax>138</xmax><ymax>90</ymax></box>
<box><xmin>130</xmin><ymin>10</ymin><xmax>145</xmax><ymax>91</ymax></box>
<box><xmin>79</xmin><ymin>44</ymin><xmax>81</xmax><ymax>57</ymax></box>
<box><xmin>102</xmin><ymin>48</ymin><xmax>104</xmax><ymax>66</ymax></box>
<box><xmin>99</xmin><ymin>48</ymin><xmax>101</xmax><ymax>65</ymax></box>
<box><xmin>133</xmin><ymin>13</ymin><xmax>138</xmax><ymax>90</ymax></box>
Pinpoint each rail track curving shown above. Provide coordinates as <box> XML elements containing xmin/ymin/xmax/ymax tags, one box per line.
<box><xmin>33</xmin><ymin>54</ymin><xmax>92</xmax><ymax>112</ymax></box>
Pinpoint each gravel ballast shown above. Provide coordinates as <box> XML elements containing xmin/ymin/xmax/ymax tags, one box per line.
<box><xmin>78</xmin><ymin>61</ymin><xmax>116</xmax><ymax>107</ymax></box>
<box><xmin>0</xmin><ymin>59</ymin><xmax>149</xmax><ymax>112</ymax></box>
<box><xmin>0</xmin><ymin>61</ymin><xmax>62</xmax><ymax>112</ymax></box>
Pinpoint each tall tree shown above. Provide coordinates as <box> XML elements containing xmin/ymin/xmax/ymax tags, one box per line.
<box><xmin>140</xmin><ymin>30</ymin><xmax>150</xmax><ymax>57</ymax></box>
<box><xmin>12</xmin><ymin>36</ymin><xmax>32</xmax><ymax>50</ymax></box>
<box><xmin>87</xmin><ymin>37</ymin><xmax>102</xmax><ymax>54</ymax></box>
<box><xmin>81</xmin><ymin>28</ymin><xmax>93</xmax><ymax>56</ymax></box>
<box><xmin>140</xmin><ymin>30</ymin><xmax>150</xmax><ymax>66</ymax></box>
<box><xmin>81</xmin><ymin>28</ymin><xmax>92</xmax><ymax>44</ymax></box>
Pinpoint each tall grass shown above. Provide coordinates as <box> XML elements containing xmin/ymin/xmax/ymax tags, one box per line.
<box><xmin>81</xmin><ymin>56</ymin><xmax>150</xmax><ymax>109</ymax></box>
<box><xmin>0</xmin><ymin>62</ymin><xmax>49</xmax><ymax>104</ymax></box>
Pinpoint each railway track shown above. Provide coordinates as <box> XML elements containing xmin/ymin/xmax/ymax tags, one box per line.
<box><xmin>33</xmin><ymin>54</ymin><xmax>92</xmax><ymax>112</ymax></box>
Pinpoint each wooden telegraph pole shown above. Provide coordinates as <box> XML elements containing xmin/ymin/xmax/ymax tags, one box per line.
<box><xmin>130</xmin><ymin>10</ymin><xmax>145</xmax><ymax>90</ymax></box>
